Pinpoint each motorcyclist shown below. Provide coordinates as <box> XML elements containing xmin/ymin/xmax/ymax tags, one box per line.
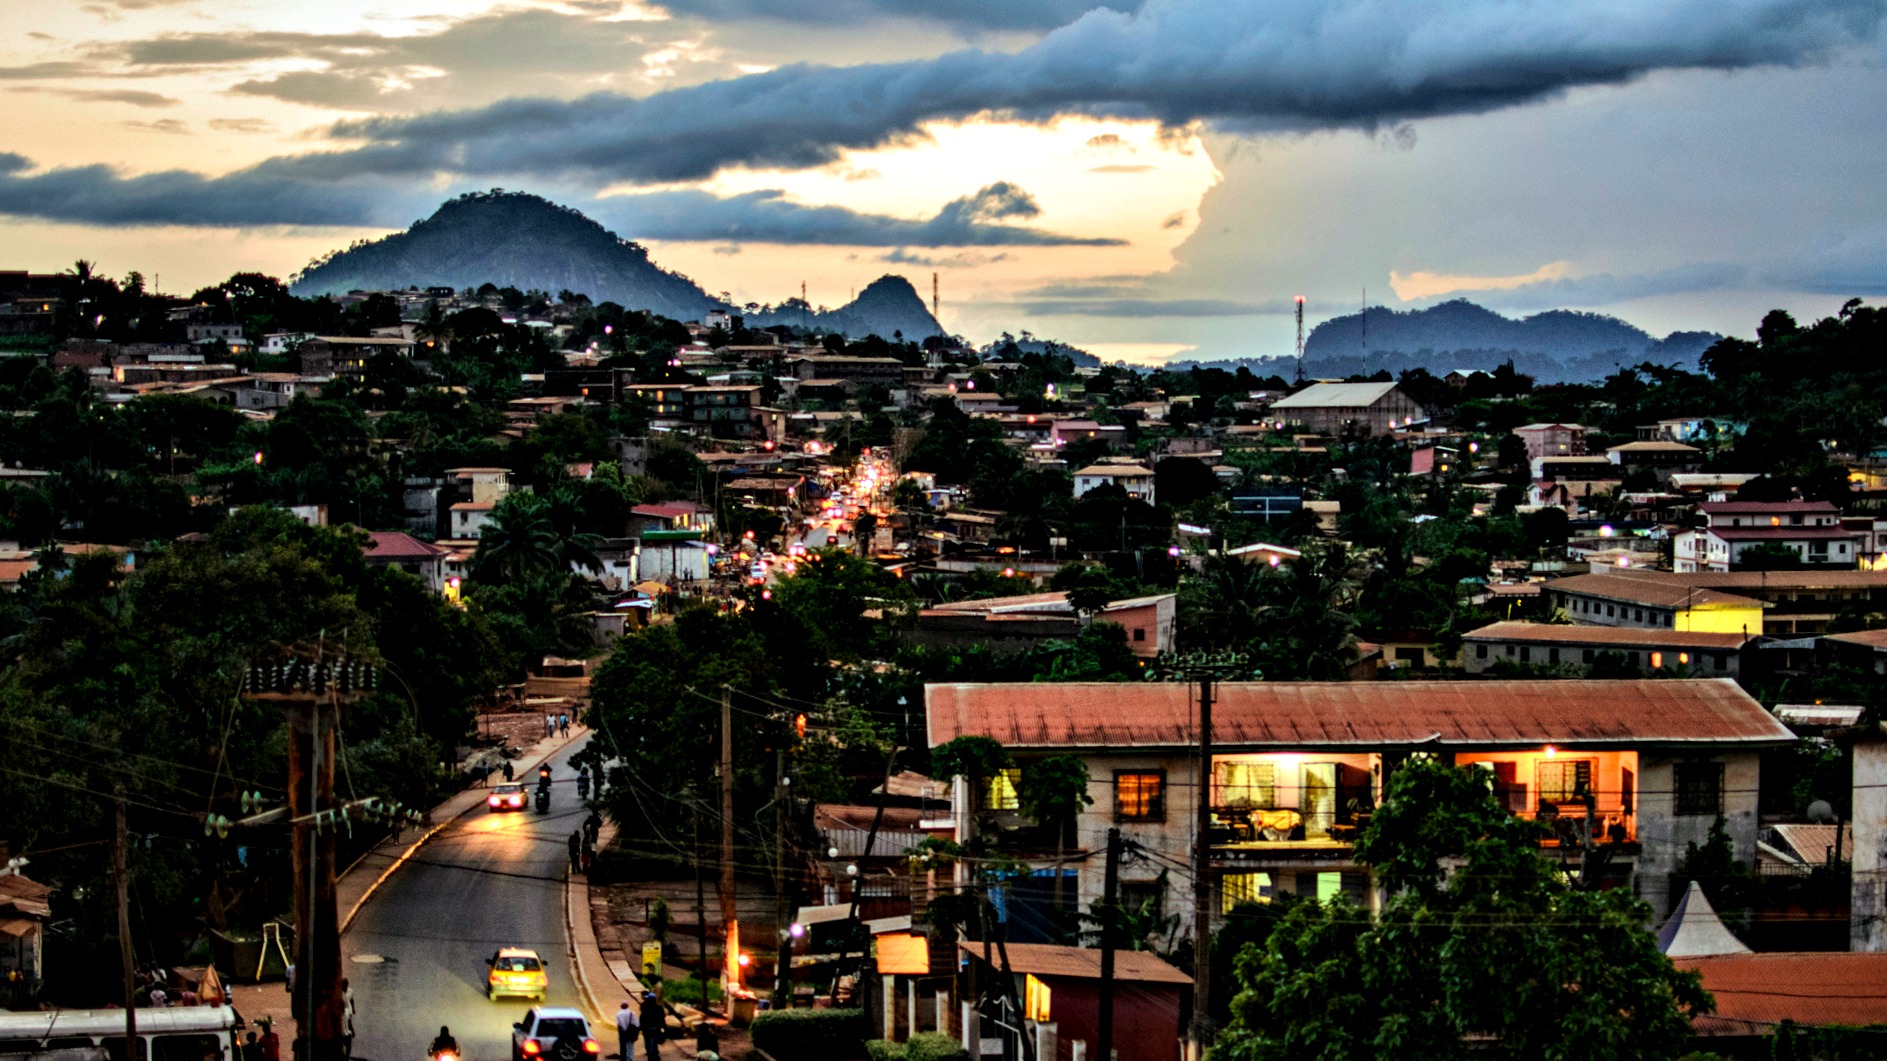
<box><xmin>575</xmin><ymin>768</ymin><xmax>590</xmax><ymax>799</ymax></box>
<box><xmin>429</xmin><ymin>1027</ymin><xmax>458</xmax><ymax>1057</ymax></box>
<box><xmin>538</xmin><ymin>764</ymin><xmax>552</xmax><ymax>784</ymax></box>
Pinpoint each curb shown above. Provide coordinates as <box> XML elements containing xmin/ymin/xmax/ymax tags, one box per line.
<box><xmin>340</xmin><ymin>728</ymin><xmax>587</xmax><ymax>936</ymax></box>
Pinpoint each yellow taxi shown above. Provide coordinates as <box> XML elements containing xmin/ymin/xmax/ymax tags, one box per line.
<box><xmin>487</xmin><ymin>947</ymin><xmax>549</xmax><ymax>1001</ymax></box>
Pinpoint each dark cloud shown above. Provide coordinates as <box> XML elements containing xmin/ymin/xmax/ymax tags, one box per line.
<box><xmin>0</xmin><ymin>155</ymin><xmax>1112</xmax><ymax>246</ymax></box>
<box><xmin>1160</xmin><ymin>210</ymin><xmax>1185</xmax><ymax>228</ymax></box>
<box><xmin>655</xmin><ymin>0</ymin><xmax>1133</xmax><ymax>33</ymax></box>
<box><xmin>0</xmin><ymin>62</ymin><xmax>93</xmax><ymax>80</ymax></box>
<box><xmin>1085</xmin><ymin>132</ymin><xmax>1130</xmax><ymax>151</ymax></box>
<box><xmin>313</xmin><ymin>0</ymin><xmax>1883</xmax><ymax>186</ymax></box>
<box><xmin>591</xmin><ymin>183</ymin><xmax>1117</xmax><ymax>245</ymax></box>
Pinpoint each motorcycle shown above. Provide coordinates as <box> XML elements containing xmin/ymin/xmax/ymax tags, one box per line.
<box><xmin>431</xmin><ymin>1051</ymin><xmax>458</xmax><ymax>1061</ymax></box>
<box><xmin>535</xmin><ymin>785</ymin><xmax>551</xmax><ymax>813</ymax></box>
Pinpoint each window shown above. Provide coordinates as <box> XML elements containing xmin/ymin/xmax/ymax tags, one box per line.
<box><xmin>1650</xmin><ymin>651</ymin><xmax>1664</xmax><ymax>669</ymax></box>
<box><xmin>1217</xmin><ymin>761</ymin><xmax>1275</xmax><ymax>809</ymax></box>
<box><xmin>1221</xmin><ymin>872</ymin><xmax>1272</xmax><ymax>913</ymax></box>
<box><xmin>1024</xmin><ymin>975</ymin><xmax>1052</xmax><ymax>1022</ymax></box>
<box><xmin>1621</xmin><ymin>767</ymin><xmax>1635</xmax><ymax>814</ymax></box>
<box><xmin>1675</xmin><ymin>761</ymin><xmax>1723</xmax><ymax>817</ymax></box>
<box><xmin>1537</xmin><ymin>758</ymin><xmax>1594</xmax><ymax>804</ymax></box>
<box><xmin>1548</xmin><ymin>647</ymin><xmax>1560</xmax><ymax>664</ymax></box>
<box><xmin>1120</xmin><ymin>879</ymin><xmax>1166</xmax><ymax>921</ymax></box>
<box><xmin>1520</xmin><ymin>646</ymin><xmax>1532</xmax><ymax>663</ymax></box>
<box><xmin>985</xmin><ymin>768</ymin><xmax>1021</xmax><ymax>811</ymax></box>
<box><xmin>1476</xmin><ymin>644</ymin><xmax>1488</xmax><ymax>659</ymax></box>
<box><xmin>154</xmin><ymin>1037</ymin><xmax>223</xmax><ymax>1061</ymax></box>
<box><xmin>1133</xmin><ymin>627</ymin><xmax>1146</xmax><ymax>642</ymax></box>
<box><xmin>1583</xmin><ymin>649</ymin><xmax>1595</xmax><ymax>663</ymax></box>
<box><xmin>1114</xmin><ymin>770</ymin><xmax>1166</xmax><ymax>822</ymax></box>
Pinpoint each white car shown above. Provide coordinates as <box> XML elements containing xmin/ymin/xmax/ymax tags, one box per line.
<box><xmin>511</xmin><ymin>1008</ymin><xmax>600</xmax><ymax>1061</ymax></box>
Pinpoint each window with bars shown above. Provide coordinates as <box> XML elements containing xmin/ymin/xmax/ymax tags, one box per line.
<box><xmin>1675</xmin><ymin>761</ymin><xmax>1724</xmax><ymax>817</ymax></box>
<box><xmin>1114</xmin><ymin>770</ymin><xmax>1166</xmax><ymax>822</ymax></box>
<box><xmin>1536</xmin><ymin>759</ymin><xmax>1593</xmax><ymax>804</ymax></box>
<box><xmin>984</xmin><ymin>768</ymin><xmax>1021</xmax><ymax>811</ymax></box>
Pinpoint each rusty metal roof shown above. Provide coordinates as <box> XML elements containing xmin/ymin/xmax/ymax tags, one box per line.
<box><xmin>1679</xmin><ymin>953</ymin><xmax>1887</xmax><ymax>1035</ymax></box>
<box><xmin>1544</xmin><ymin>574</ymin><xmax>1765</xmax><ymax>609</ymax></box>
<box><xmin>959</xmin><ymin>942</ymin><xmax>1192</xmax><ymax>985</ymax></box>
<box><xmin>926</xmin><ymin>679</ymin><xmax>1791</xmax><ymax>751</ymax></box>
<box><xmin>1463</xmin><ymin>621</ymin><xmax>1751</xmax><ymax>649</ymax></box>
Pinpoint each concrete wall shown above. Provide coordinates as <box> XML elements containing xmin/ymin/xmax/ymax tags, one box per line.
<box><xmin>1634</xmin><ymin>751</ymin><xmax>1763</xmax><ymax>921</ymax></box>
<box><xmin>1854</xmin><ymin>734</ymin><xmax>1887</xmax><ymax>951</ymax></box>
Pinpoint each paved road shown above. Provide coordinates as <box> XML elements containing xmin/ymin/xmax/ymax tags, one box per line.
<box><xmin>346</xmin><ymin>736</ymin><xmax>597</xmax><ymax>1061</ymax></box>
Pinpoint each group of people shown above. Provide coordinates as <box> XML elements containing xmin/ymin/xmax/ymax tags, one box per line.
<box><xmin>613</xmin><ymin>991</ymin><xmax>669</xmax><ymax>1061</ymax></box>
<box><xmin>567</xmin><ymin>803</ymin><xmax>604</xmax><ymax>874</ymax></box>
<box><xmin>238</xmin><ymin>1019</ymin><xmax>282</xmax><ymax>1061</ymax></box>
<box><xmin>545</xmin><ymin>712</ymin><xmax>572</xmax><ymax>738</ymax></box>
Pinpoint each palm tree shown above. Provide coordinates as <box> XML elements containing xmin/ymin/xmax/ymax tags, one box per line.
<box><xmin>471</xmin><ymin>495</ymin><xmax>560</xmax><ymax>584</ymax></box>
<box><xmin>542</xmin><ymin>487</ymin><xmax>605</xmax><ymax>575</ymax></box>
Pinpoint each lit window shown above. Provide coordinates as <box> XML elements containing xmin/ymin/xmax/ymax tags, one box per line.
<box><xmin>1537</xmin><ymin>759</ymin><xmax>1593</xmax><ymax>804</ymax></box>
<box><xmin>1115</xmin><ymin>771</ymin><xmax>1166</xmax><ymax>822</ymax></box>
<box><xmin>1024</xmin><ymin>975</ymin><xmax>1051</xmax><ymax>1022</ymax></box>
<box><xmin>1678</xmin><ymin>652</ymin><xmax>1690</xmax><ymax>665</ymax></box>
<box><xmin>984</xmin><ymin>768</ymin><xmax>1021</xmax><ymax>812</ymax></box>
<box><xmin>1221</xmin><ymin>872</ymin><xmax>1272</xmax><ymax>913</ymax></box>
<box><xmin>1650</xmin><ymin>651</ymin><xmax>1663</xmax><ymax>669</ymax></box>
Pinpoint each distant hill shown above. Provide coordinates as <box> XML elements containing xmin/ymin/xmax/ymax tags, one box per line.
<box><xmin>290</xmin><ymin>192</ymin><xmax>943</xmax><ymax>340</ymax></box>
<box><xmin>1169</xmin><ymin>300</ymin><xmax>1720</xmax><ymax>383</ymax></box>
<box><xmin>1299</xmin><ymin>300</ymin><xmax>1719</xmax><ymax>383</ymax></box>
<box><xmin>746</xmin><ymin>275</ymin><xmax>943</xmax><ymax>340</ymax></box>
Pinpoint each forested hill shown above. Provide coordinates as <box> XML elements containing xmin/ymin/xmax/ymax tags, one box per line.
<box><xmin>290</xmin><ymin>192</ymin><xmax>944</xmax><ymax>340</ymax></box>
<box><xmin>1297</xmin><ymin>300</ymin><xmax>1720</xmax><ymax>383</ymax></box>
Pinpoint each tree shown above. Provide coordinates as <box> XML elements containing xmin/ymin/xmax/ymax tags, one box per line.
<box><xmin>1213</xmin><ymin>759</ymin><xmax>1711</xmax><ymax>1061</ymax></box>
<box><xmin>471</xmin><ymin>493</ymin><xmax>561</xmax><ymax>584</ymax></box>
<box><xmin>1018</xmin><ymin>754</ymin><xmax>1093</xmax><ymax>920</ymax></box>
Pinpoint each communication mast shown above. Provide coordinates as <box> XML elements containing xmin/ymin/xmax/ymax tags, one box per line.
<box><xmin>933</xmin><ymin>272</ymin><xmax>940</xmax><ymax>322</ymax></box>
<box><xmin>1361</xmin><ymin>287</ymin><xmax>1368</xmax><ymax>355</ymax></box>
<box><xmin>1294</xmin><ymin>295</ymin><xmax>1306</xmax><ymax>383</ymax></box>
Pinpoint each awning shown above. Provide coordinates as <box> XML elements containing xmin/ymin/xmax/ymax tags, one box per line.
<box><xmin>0</xmin><ymin>917</ymin><xmax>39</xmax><ymax>939</ymax></box>
<box><xmin>874</xmin><ymin>934</ymin><xmax>929</xmax><ymax>976</ymax></box>
<box><xmin>795</xmin><ymin>903</ymin><xmax>854</xmax><ymax>926</ymax></box>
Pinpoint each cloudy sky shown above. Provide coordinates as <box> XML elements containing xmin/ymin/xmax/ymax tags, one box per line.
<box><xmin>4</xmin><ymin>0</ymin><xmax>1884</xmax><ymax>362</ymax></box>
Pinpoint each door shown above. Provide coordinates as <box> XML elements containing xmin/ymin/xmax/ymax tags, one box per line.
<box><xmin>1302</xmin><ymin>763</ymin><xmax>1337</xmax><ymax>839</ymax></box>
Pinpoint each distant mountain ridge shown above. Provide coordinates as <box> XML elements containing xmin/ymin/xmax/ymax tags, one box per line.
<box><xmin>291</xmin><ymin>191</ymin><xmax>942</xmax><ymax>340</ymax></box>
<box><xmin>1169</xmin><ymin>299</ymin><xmax>1720</xmax><ymax>383</ymax></box>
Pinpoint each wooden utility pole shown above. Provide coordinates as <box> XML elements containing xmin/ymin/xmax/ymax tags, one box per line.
<box><xmin>1190</xmin><ymin>674</ymin><xmax>1215</xmax><ymax>1054</ymax></box>
<box><xmin>247</xmin><ymin>654</ymin><xmax>373</xmax><ymax>1061</ymax></box>
<box><xmin>771</xmin><ymin>746</ymin><xmax>792</xmax><ymax>1012</ymax></box>
<box><xmin>114</xmin><ymin>786</ymin><xmax>136</xmax><ymax>1059</ymax></box>
<box><xmin>1097</xmin><ymin>827</ymin><xmax>1122</xmax><ymax>1061</ymax></box>
<box><xmin>720</xmin><ymin>686</ymin><xmax>740</xmax><ymax>996</ymax></box>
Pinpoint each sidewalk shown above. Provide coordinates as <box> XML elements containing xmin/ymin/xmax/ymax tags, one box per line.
<box><xmin>229</xmin><ymin>726</ymin><xmax>591</xmax><ymax>1038</ymax></box>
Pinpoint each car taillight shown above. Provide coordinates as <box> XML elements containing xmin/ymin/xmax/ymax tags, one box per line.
<box><xmin>582</xmin><ymin>1041</ymin><xmax>600</xmax><ymax>1054</ymax></box>
<box><xmin>522</xmin><ymin>1042</ymin><xmax>541</xmax><ymax>1055</ymax></box>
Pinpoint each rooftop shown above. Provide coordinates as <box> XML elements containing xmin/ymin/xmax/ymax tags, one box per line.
<box><xmin>1073</xmin><ymin>464</ymin><xmax>1153</xmax><ymax>477</ymax></box>
<box><xmin>1825</xmin><ymin>628</ymin><xmax>1887</xmax><ymax>650</ymax></box>
<box><xmin>1268</xmin><ymin>381</ymin><xmax>1399</xmax><ymax>409</ymax></box>
<box><xmin>1701</xmin><ymin>500</ymin><xmax>1839</xmax><ymax>514</ymax></box>
<box><xmin>1544</xmin><ymin>573</ymin><xmax>1766</xmax><ymax>610</ymax></box>
<box><xmin>1677</xmin><ymin>953</ymin><xmax>1887</xmax><ymax>1035</ymax></box>
<box><xmin>1705</xmin><ymin>526</ymin><xmax>1857</xmax><ymax>542</ymax></box>
<box><xmin>1462</xmin><ymin>621</ymin><xmax>1751</xmax><ymax>649</ymax></box>
<box><xmin>926</xmin><ymin>679</ymin><xmax>1791</xmax><ymax>751</ymax></box>
<box><xmin>1607</xmin><ymin>441</ymin><xmax>1702</xmax><ymax>454</ymax></box>
<box><xmin>362</xmin><ymin>531</ymin><xmax>445</xmax><ymax>560</ymax></box>
<box><xmin>958</xmin><ymin>942</ymin><xmax>1191</xmax><ymax>985</ymax></box>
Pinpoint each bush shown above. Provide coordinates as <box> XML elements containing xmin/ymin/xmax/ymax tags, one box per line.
<box><xmin>905</xmin><ymin>1032</ymin><xmax>967</xmax><ymax>1061</ymax></box>
<box><xmin>750</xmin><ymin>1007</ymin><xmax>868</xmax><ymax>1061</ymax></box>
<box><xmin>866</xmin><ymin>1042</ymin><xmax>903</xmax><ymax>1061</ymax></box>
<box><xmin>656</xmin><ymin>975</ymin><xmax>721</xmax><ymax>1006</ymax></box>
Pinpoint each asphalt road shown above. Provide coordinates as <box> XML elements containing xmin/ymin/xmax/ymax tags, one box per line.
<box><xmin>345</xmin><ymin>736</ymin><xmax>597</xmax><ymax>1061</ymax></box>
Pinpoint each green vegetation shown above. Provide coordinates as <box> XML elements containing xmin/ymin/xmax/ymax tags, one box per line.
<box><xmin>748</xmin><ymin>1007</ymin><xmax>869</xmax><ymax>1061</ymax></box>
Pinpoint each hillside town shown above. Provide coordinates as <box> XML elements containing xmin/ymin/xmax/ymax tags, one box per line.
<box><xmin>3</xmin><ymin>261</ymin><xmax>1887</xmax><ymax>1061</ymax></box>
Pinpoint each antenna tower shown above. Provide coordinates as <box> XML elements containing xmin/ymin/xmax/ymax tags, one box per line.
<box><xmin>801</xmin><ymin>280</ymin><xmax>807</xmax><ymax>306</ymax></box>
<box><xmin>932</xmin><ymin>272</ymin><xmax>940</xmax><ymax>321</ymax></box>
<box><xmin>1361</xmin><ymin>288</ymin><xmax>1367</xmax><ymax>355</ymax></box>
<box><xmin>1294</xmin><ymin>295</ymin><xmax>1306</xmax><ymax>383</ymax></box>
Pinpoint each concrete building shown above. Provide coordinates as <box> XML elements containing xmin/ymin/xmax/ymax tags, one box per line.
<box><xmin>1544</xmin><ymin>573</ymin><xmax>1768</xmax><ymax>635</ymax></box>
<box><xmin>1545</xmin><ymin>568</ymin><xmax>1887</xmax><ymax>636</ymax></box>
<box><xmin>927</xmin><ymin>679</ymin><xmax>1790</xmax><ymax>932</ymax></box>
<box><xmin>909</xmin><ymin>591</ymin><xmax>1176</xmax><ymax>657</ymax></box>
<box><xmin>1511</xmin><ymin>422</ymin><xmax>1587</xmax><ymax>461</ymax></box>
<box><xmin>361</xmin><ymin>530</ymin><xmax>449</xmax><ymax>593</ymax></box>
<box><xmin>1675</xmin><ymin>500</ymin><xmax>1860</xmax><ymax>572</ymax></box>
<box><xmin>1462</xmin><ymin>621</ymin><xmax>1753</xmax><ymax>677</ymax></box>
<box><xmin>1266</xmin><ymin>382</ymin><xmax>1426</xmax><ymax>436</ymax></box>
<box><xmin>1071</xmin><ymin>463</ymin><xmax>1155</xmax><ymax>504</ymax></box>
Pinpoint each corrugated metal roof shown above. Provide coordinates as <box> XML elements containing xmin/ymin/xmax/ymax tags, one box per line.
<box><xmin>1463</xmin><ymin>622</ymin><xmax>1750</xmax><ymax>649</ymax></box>
<box><xmin>1701</xmin><ymin>501</ymin><xmax>1838</xmax><ymax>514</ymax></box>
<box><xmin>959</xmin><ymin>942</ymin><xmax>1192</xmax><ymax>984</ymax></box>
<box><xmin>1826</xmin><ymin>629</ymin><xmax>1887</xmax><ymax>649</ymax></box>
<box><xmin>1769</xmin><ymin>823</ymin><xmax>1852</xmax><ymax>864</ymax></box>
<box><xmin>1707</xmin><ymin>526</ymin><xmax>1857</xmax><ymax>542</ymax></box>
<box><xmin>1679</xmin><ymin>953</ymin><xmax>1887</xmax><ymax>1035</ymax></box>
<box><xmin>1268</xmin><ymin>382</ymin><xmax>1398</xmax><ymax>409</ymax></box>
<box><xmin>1544</xmin><ymin>574</ymin><xmax>1765</xmax><ymax>609</ymax></box>
<box><xmin>926</xmin><ymin>679</ymin><xmax>1791</xmax><ymax>751</ymax></box>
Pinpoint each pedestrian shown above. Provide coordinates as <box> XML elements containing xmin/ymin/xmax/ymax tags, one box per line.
<box><xmin>148</xmin><ymin>984</ymin><xmax>168</xmax><ymax>1008</ymax></box>
<box><xmin>614</xmin><ymin>1000</ymin><xmax>639</xmax><ymax>1061</ymax></box>
<box><xmin>285</xmin><ymin>963</ymin><xmax>295</xmax><ymax>996</ymax></box>
<box><xmin>341</xmin><ymin>977</ymin><xmax>356</xmax><ymax>1059</ymax></box>
<box><xmin>259</xmin><ymin>1018</ymin><xmax>281</xmax><ymax>1061</ymax></box>
<box><xmin>560</xmin><ymin>712</ymin><xmax>570</xmax><ymax>737</ymax></box>
<box><xmin>581</xmin><ymin>833</ymin><xmax>595</xmax><ymax>874</ymax></box>
<box><xmin>242</xmin><ymin>1033</ymin><xmax>264</xmax><ymax>1061</ymax></box>
<box><xmin>576</xmin><ymin>769</ymin><xmax>590</xmax><ymax>800</ymax></box>
<box><xmin>585</xmin><ymin>809</ymin><xmax>602</xmax><ymax>845</ymax></box>
<box><xmin>568</xmin><ymin>831</ymin><xmax>583</xmax><ymax>873</ymax></box>
<box><xmin>638</xmin><ymin>992</ymin><xmax>664</xmax><ymax>1061</ymax></box>
<box><xmin>545</xmin><ymin>713</ymin><xmax>555</xmax><ymax>738</ymax></box>
<box><xmin>503</xmin><ymin>760</ymin><xmax>515</xmax><ymax>783</ymax></box>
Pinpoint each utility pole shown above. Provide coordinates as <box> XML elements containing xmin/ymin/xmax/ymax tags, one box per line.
<box><xmin>247</xmin><ymin>652</ymin><xmax>374</xmax><ymax>1061</ymax></box>
<box><xmin>720</xmin><ymin>686</ymin><xmax>740</xmax><ymax>998</ymax></box>
<box><xmin>1190</xmin><ymin>674</ymin><xmax>1215</xmax><ymax>1056</ymax></box>
<box><xmin>772</xmin><ymin>746</ymin><xmax>792</xmax><ymax>1012</ymax></box>
<box><xmin>1097</xmin><ymin>828</ymin><xmax>1122</xmax><ymax>1061</ymax></box>
<box><xmin>694</xmin><ymin>790</ymin><xmax>709</xmax><ymax>1013</ymax></box>
<box><xmin>114</xmin><ymin>786</ymin><xmax>136</xmax><ymax>1057</ymax></box>
<box><xmin>1294</xmin><ymin>295</ymin><xmax>1306</xmax><ymax>385</ymax></box>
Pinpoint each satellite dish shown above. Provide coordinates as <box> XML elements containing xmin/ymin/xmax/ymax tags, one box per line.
<box><xmin>1807</xmin><ymin>799</ymin><xmax>1836</xmax><ymax>823</ymax></box>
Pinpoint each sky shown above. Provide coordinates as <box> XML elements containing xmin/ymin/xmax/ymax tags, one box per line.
<box><xmin>4</xmin><ymin>0</ymin><xmax>1885</xmax><ymax>364</ymax></box>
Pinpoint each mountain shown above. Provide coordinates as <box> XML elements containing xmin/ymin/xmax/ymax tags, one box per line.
<box><xmin>745</xmin><ymin>275</ymin><xmax>943</xmax><ymax>340</ymax></box>
<box><xmin>291</xmin><ymin>192</ymin><xmax>720</xmax><ymax>322</ymax></box>
<box><xmin>290</xmin><ymin>192</ymin><xmax>944</xmax><ymax>340</ymax></box>
<box><xmin>1290</xmin><ymin>299</ymin><xmax>1721</xmax><ymax>383</ymax></box>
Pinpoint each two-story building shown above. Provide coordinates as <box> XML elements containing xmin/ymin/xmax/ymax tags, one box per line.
<box><xmin>927</xmin><ymin>680</ymin><xmax>1791</xmax><ymax>935</ymax></box>
<box><xmin>1266</xmin><ymin>382</ymin><xmax>1425</xmax><ymax>437</ymax></box>
<box><xmin>1071</xmin><ymin>463</ymin><xmax>1155</xmax><ymax>504</ymax></box>
<box><xmin>1461</xmin><ymin>621</ymin><xmax>1755</xmax><ymax>677</ymax></box>
<box><xmin>1675</xmin><ymin>500</ymin><xmax>1861</xmax><ymax>572</ymax></box>
<box><xmin>1544</xmin><ymin>572</ymin><xmax>1768</xmax><ymax>634</ymax></box>
<box><xmin>1511</xmin><ymin>422</ymin><xmax>1587</xmax><ymax>461</ymax></box>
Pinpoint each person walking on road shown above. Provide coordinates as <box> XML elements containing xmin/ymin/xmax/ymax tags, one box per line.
<box><xmin>638</xmin><ymin>992</ymin><xmax>664</xmax><ymax>1061</ymax></box>
<box><xmin>559</xmin><ymin>712</ymin><xmax>570</xmax><ymax>737</ymax></box>
<box><xmin>614</xmin><ymin>1000</ymin><xmax>639</xmax><ymax>1061</ymax></box>
<box><xmin>242</xmin><ymin>1033</ymin><xmax>264</xmax><ymax>1061</ymax></box>
<box><xmin>258</xmin><ymin>1019</ymin><xmax>280</xmax><ymax>1061</ymax></box>
<box><xmin>341</xmin><ymin>978</ymin><xmax>356</xmax><ymax>1059</ymax></box>
<box><xmin>576</xmin><ymin>768</ymin><xmax>590</xmax><ymax>800</ymax></box>
<box><xmin>503</xmin><ymin>760</ymin><xmax>514</xmax><ymax>783</ymax></box>
<box><xmin>567</xmin><ymin>831</ymin><xmax>583</xmax><ymax>873</ymax></box>
<box><xmin>545</xmin><ymin>713</ymin><xmax>556</xmax><ymax>738</ymax></box>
